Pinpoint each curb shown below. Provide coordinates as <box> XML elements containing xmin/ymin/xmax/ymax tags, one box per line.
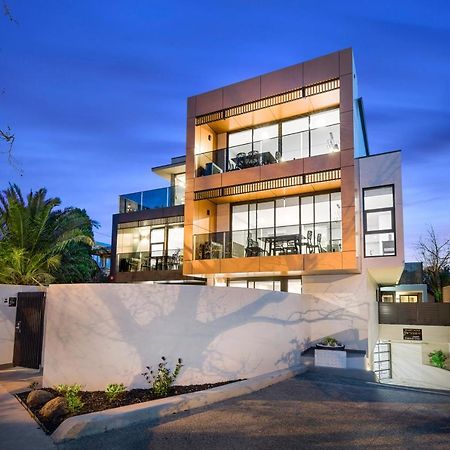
<box><xmin>52</xmin><ymin>366</ymin><xmax>307</xmax><ymax>443</ymax></box>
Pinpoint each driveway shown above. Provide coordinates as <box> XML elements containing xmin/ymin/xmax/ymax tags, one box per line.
<box><xmin>58</xmin><ymin>367</ymin><xmax>450</xmax><ymax>450</ymax></box>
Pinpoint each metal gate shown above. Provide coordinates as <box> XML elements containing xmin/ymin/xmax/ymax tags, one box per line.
<box><xmin>373</xmin><ymin>341</ymin><xmax>392</xmax><ymax>380</ymax></box>
<box><xmin>13</xmin><ymin>292</ymin><xmax>46</xmax><ymax>369</ymax></box>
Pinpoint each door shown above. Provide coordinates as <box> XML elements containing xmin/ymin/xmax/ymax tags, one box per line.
<box><xmin>13</xmin><ymin>292</ymin><xmax>46</xmax><ymax>369</ymax></box>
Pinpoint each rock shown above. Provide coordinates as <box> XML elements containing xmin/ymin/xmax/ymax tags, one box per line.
<box><xmin>39</xmin><ymin>397</ymin><xmax>69</xmax><ymax>421</ymax></box>
<box><xmin>26</xmin><ymin>390</ymin><xmax>55</xmax><ymax>409</ymax></box>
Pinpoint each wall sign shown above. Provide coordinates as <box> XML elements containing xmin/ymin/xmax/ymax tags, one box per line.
<box><xmin>8</xmin><ymin>297</ymin><xmax>17</xmax><ymax>307</ymax></box>
<box><xmin>403</xmin><ymin>328</ymin><xmax>422</xmax><ymax>341</ymax></box>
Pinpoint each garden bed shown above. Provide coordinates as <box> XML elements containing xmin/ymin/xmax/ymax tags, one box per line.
<box><xmin>17</xmin><ymin>381</ymin><xmax>241</xmax><ymax>434</ymax></box>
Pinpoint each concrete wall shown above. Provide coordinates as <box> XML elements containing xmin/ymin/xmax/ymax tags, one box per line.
<box><xmin>0</xmin><ymin>284</ymin><xmax>43</xmax><ymax>365</ymax></box>
<box><xmin>42</xmin><ymin>279</ymin><xmax>376</xmax><ymax>390</ymax></box>
<box><xmin>379</xmin><ymin>324</ymin><xmax>450</xmax><ymax>390</ymax></box>
<box><xmin>390</xmin><ymin>342</ymin><xmax>450</xmax><ymax>390</ymax></box>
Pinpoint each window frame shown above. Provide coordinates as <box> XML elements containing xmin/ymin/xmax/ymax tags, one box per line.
<box><xmin>229</xmin><ymin>190</ymin><xmax>342</xmax><ymax>255</ymax></box>
<box><xmin>362</xmin><ymin>184</ymin><xmax>396</xmax><ymax>258</ymax></box>
<box><xmin>226</xmin><ymin>106</ymin><xmax>340</xmax><ymax>170</ymax></box>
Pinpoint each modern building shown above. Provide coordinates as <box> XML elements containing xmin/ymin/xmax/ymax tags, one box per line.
<box><xmin>110</xmin><ymin>48</ymin><xmax>423</xmax><ymax>377</ymax></box>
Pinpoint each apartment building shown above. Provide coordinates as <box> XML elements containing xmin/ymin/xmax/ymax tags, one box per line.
<box><xmin>110</xmin><ymin>49</ymin><xmax>409</xmax><ymax>369</ymax></box>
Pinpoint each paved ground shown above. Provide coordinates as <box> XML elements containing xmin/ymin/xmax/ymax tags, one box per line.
<box><xmin>56</xmin><ymin>368</ymin><xmax>450</xmax><ymax>450</ymax></box>
<box><xmin>0</xmin><ymin>367</ymin><xmax>56</xmax><ymax>450</ymax></box>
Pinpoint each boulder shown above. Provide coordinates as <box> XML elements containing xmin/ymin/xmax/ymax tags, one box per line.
<box><xmin>26</xmin><ymin>390</ymin><xmax>54</xmax><ymax>409</ymax></box>
<box><xmin>39</xmin><ymin>397</ymin><xmax>69</xmax><ymax>421</ymax></box>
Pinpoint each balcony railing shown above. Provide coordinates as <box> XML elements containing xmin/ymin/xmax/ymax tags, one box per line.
<box><xmin>117</xmin><ymin>249</ymin><xmax>183</xmax><ymax>272</ymax></box>
<box><xmin>119</xmin><ymin>186</ymin><xmax>184</xmax><ymax>213</ymax></box>
<box><xmin>194</xmin><ymin>223</ymin><xmax>342</xmax><ymax>260</ymax></box>
<box><xmin>195</xmin><ymin>123</ymin><xmax>340</xmax><ymax>177</ymax></box>
<box><xmin>378</xmin><ymin>302</ymin><xmax>450</xmax><ymax>326</ymax></box>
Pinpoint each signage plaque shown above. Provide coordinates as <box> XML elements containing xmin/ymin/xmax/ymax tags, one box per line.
<box><xmin>403</xmin><ymin>328</ymin><xmax>422</xmax><ymax>341</ymax></box>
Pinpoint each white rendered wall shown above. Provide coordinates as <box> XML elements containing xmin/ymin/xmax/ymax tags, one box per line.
<box><xmin>0</xmin><ymin>284</ymin><xmax>43</xmax><ymax>365</ymax></box>
<box><xmin>389</xmin><ymin>342</ymin><xmax>450</xmax><ymax>390</ymax></box>
<box><xmin>302</xmin><ymin>272</ymin><xmax>378</xmax><ymax>359</ymax></box>
<box><xmin>43</xmin><ymin>279</ymin><xmax>377</xmax><ymax>389</ymax></box>
<box><xmin>357</xmin><ymin>151</ymin><xmax>405</xmax><ymax>285</ymax></box>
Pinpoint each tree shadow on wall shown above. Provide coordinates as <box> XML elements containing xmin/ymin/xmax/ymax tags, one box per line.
<box><xmin>51</xmin><ymin>284</ymin><xmax>368</xmax><ymax>388</ymax></box>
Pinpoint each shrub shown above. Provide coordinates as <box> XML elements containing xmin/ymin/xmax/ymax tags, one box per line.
<box><xmin>428</xmin><ymin>350</ymin><xmax>448</xmax><ymax>369</ymax></box>
<box><xmin>55</xmin><ymin>384</ymin><xmax>84</xmax><ymax>413</ymax></box>
<box><xmin>105</xmin><ymin>383</ymin><xmax>127</xmax><ymax>402</ymax></box>
<box><xmin>322</xmin><ymin>336</ymin><xmax>339</xmax><ymax>346</ymax></box>
<box><xmin>142</xmin><ymin>356</ymin><xmax>183</xmax><ymax>397</ymax></box>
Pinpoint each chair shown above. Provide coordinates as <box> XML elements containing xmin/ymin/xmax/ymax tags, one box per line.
<box><xmin>245</xmin><ymin>237</ymin><xmax>265</xmax><ymax>257</ymax></box>
<box><xmin>235</xmin><ymin>152</ymin><xmax>247</xmax><ymax>170</ymax></box>
<box><xmin>246</xmin><ymin>150</ymin><xmax>260</xmax><ymax>167</ymax></box>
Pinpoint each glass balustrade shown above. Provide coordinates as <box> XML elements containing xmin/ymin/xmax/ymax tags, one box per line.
<box><xmin>119</xmin><ymin>186</ymin><xmax>182</xmax><ymax>213</ymax></box>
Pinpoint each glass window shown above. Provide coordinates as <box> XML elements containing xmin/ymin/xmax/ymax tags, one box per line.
<box><xmin>253</xmin><ymin>124</ymin><xmax>278</xmax><ymax>158</ymax></box>
<box><xmin>276</xmin><ymin>197</ymin><xmax>299</xmax><ymax>235</ymax></box>
<box><xmin>173</xmin><ymin>173</ymin><xmax>185</xmax><ymax>206</ymax></box>
<box><xmin>310</xmin><ymin>124</ymin><xmax>340</xmax><ymax>156</ymax></box>
<box><xmin>229</xmin><ymin>130</ymin><xmax>252</xmax><ymax>147</ymax></box>
<box><xmin>282</xmin><ymin>117</ymin><xmax>309</xmax><ymax>135</ymax></box>
<box><xmin>366</xmin><ymin>210</ymin><xmax>393</xmax><ymax>232</ymax></box>
<box><xmin>253</xmin><ymin>124</ymin><xmax>278</xmax><ymax>142</ymax></box>
<box><xmin>232</xmin><ymin>204</ymin><xmax>248</xmax><ymax>231</ymax></box>
<box><xmin>363</xmin><ymin>186</ymin><xmax>396</xmax><ymax>257</ymax></box>
<box><xmin>167</xmin><ymin>226</ymin><xmax>184</xmax><ymax>253</ymax></box>
<box><xmin>330</xmin><ymin>192</ymin><xmax>342</xmax><ymax>221</ymax></box>
<box><xmin>365</xmin><ymin>233</ymin><xmax>395</xmax><ymax>257</ymax></box>
<box><xmin>229</xmin><ymin>192</ymin><xmax>342</xmax><ymax>258</ymax></box>
<box><xmin>281</xmin><ymin>132</ymin><xmax>309</xmax><ymax>161</ymax></box>
<box><xmin>364</xmin><ymin>186</ymin><xmax>394</xmax><ymax>210</ymax></box>
<box><xmin>310</xmin><ymin>108</ymin><xmax>340</xmax><ymax>129</ymax></box>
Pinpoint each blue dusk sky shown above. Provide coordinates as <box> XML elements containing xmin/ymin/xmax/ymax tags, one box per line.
<box><xmin>1</xmin><ymin>0</ymin><xmax>449</xmax><ymax>260</ymax></box>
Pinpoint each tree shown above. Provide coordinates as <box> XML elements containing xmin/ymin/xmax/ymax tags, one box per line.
<box><xmin>1</xmin><ymin>1</ymin><xmax>19</xmax><ymax>168</ymax></box>
<box><xmin>417</xmin><ymin>226</ymin><xmax>450</xmax><ymax>302</ymax></box>
<box><xmin>0</xmin><ymin>184</ymin><xmax>97</xmax><ymax>285</ymax></box>
<box><xmin>52</xmin><ymin>209</ymin><xmax>103</xmax><ymax>283</ymax></box>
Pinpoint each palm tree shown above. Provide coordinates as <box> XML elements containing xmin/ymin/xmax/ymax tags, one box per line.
<box><xmin>0</xmin><ymin>184</ymin><xmax>95</xmax><ymax>285</ymax></box>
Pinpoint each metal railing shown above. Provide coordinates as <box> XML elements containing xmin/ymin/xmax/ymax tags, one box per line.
<box><xmin>194</xmin><ymin>223</ymin><xmax>342</xmax><ymax>260</ymax></box>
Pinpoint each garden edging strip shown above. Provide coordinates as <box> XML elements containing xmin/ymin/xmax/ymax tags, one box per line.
<box><xmin>52</xmin><ymin>365</ymin><xmax>307</xmax><ymax>443</ymax></box>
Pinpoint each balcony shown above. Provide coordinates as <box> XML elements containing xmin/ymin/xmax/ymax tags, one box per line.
<box><xmin>195</xmin><ymin>109</ymin><xmax>340</xmax><ymax>177</ymax></box>
<box><xmin>379</xmin><ymin>303</ymin><xmax>450</xmax><ymax>326</ymax></box>
<box><xmin>119</xmin><ymin>186</ymin><xmax>184</xmax><ymax>213</ymax></box>
<box><xmin>194</xmin><ymin>223</ymin><xmax>342</xmax><ymax>260</ymax></box>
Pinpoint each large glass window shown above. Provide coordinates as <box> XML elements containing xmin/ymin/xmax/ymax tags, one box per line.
<box><xmin>116</xmin><ymin>222</ymin><xmax>184</xmax><ymax>272</ymax></box>
<box><xmin>363</xmin><ymin>186</ymin><xmax>396</xmax><ymax>257</ymax></box>
<box><xmin>229</xmin><ymin>192</ymin><xmax>341</xmax><ymax>257</ymax></box>
<box><xmin>225</xmin><ymin>108</ymin><xmax>340</xmax><ymax>172</ymax></box>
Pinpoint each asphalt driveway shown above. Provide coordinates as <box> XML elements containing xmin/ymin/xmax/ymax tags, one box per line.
<box><xmin>58</xmin><ymin>368</ymin><xmax>450</xmax><ymax>450</ymax></box>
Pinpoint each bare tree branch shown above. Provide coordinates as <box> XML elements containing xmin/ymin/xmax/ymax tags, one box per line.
<box><xmin>416</xmin><ymin>226</ymin><xmax>450</xmax><ymax>301</ymax></box>
<box><xmin>2</xmin><ymin>1</ymin><xmax>18</xmax><ymax>24</ymax></box>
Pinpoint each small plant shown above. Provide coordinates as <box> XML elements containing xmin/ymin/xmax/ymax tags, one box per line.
<box><xmin>28</xmin><ymin>381</ymin><xmax>39</xmax><ymax>390</ymax></box>
<box><xmin>142</xmin><ymin>356</ymin><xmax>183</xmax><ymax>397</ymax></box>
<box><xmin>55</xmin><ymin>383</ymin><xmax>84</xmax><ymax>413</ymax></box>
<box><xmin>105</xmin><ymin>383</ymin><xmax>127</xmax><ymax>402</ymax></box>
<box><xmin>428</xmin><ymin>350</ymin><xmax>448</xmax><ymax>369</ymax></box>
<box><xmin>322</xmin><ymin>336</ymin><xmax>339</xmax><ymax>347</ymax></box>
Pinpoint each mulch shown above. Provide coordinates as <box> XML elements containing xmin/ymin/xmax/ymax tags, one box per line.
<box><xmin>17</xmin><ymin>380</ymin><xmax>242</xmax><ymax>434</ymax></box>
